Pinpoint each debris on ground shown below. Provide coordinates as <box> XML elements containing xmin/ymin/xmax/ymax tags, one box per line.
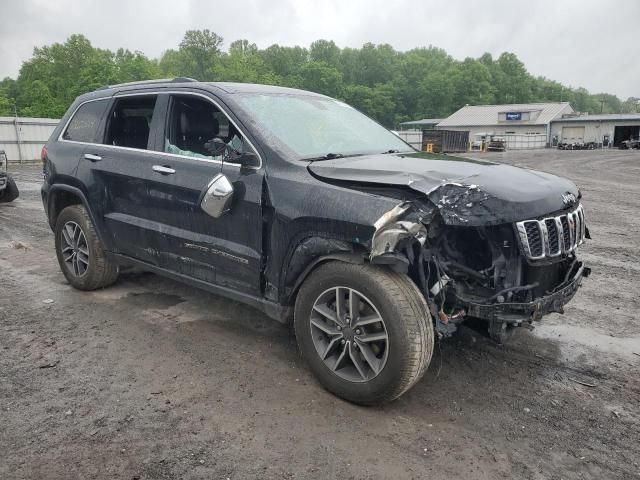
<box><xmin>9</xmin><ymin>240</ymin><xmax>30</xmax><ymax>250</ymax></box>
<box><xmin>569</xmin><ymin>378</ymin><xmax>598</xmax><ymax>388</ymax></box>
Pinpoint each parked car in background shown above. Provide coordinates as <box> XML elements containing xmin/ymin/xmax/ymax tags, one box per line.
<box><xmin>41</xmin><ymin>79</ymin><xmax>590</xmax><ymax>404</ymax></box>
<box><xmin>0</xmin><ymin>150</ymin><xmax>19</xmax><ymax>203</ymax></box>
<box><xmin>619</xmin><ymin>138</ymin><xmax>640</xmax><ymax>150</ymax></box>
<box><xmin>486</xmin><ymin>136</ymin><xmax>506</xmax><ymax>152</ymax></box>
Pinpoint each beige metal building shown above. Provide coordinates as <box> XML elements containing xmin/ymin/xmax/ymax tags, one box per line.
<box><xmin>436</xmin><ymin>102</ymin><xmax>574</xmax><ymax>149</ymax></box>
<box><xmin>549</xmin><ymin>114</ymin><xmax>640</xmax><ymax>147</ymax></box>
<box><xmin>0</xmin><ymin>117</ymin><xmax>60</xmax><ymax>162</ymax></box>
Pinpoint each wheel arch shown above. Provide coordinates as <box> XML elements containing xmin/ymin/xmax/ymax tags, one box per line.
<box><xmin>47</xmin><ymin>185</ymin><xmax>107</xmax><ymax>246</ymax></box>
<box><xmin>279</xmin><ymin>234</ymin><xmax>412</xmax><ymax>307</ymax></box>
<box><xmin>279</xmin><ymin>235</ymin><xmax>363</xmax><ymax>306</ymax></box>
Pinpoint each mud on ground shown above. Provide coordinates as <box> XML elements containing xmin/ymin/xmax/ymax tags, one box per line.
<box><xmin>1</xmin><ymin>149</ymin><xmax>639</xmax><ymax>479</ymax></box>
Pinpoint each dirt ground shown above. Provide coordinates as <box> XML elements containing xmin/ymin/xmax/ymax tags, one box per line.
<box><xmin>1</xmin><ymin>149</ymin><xmax>639</xmax><ymax>480</ymax></box>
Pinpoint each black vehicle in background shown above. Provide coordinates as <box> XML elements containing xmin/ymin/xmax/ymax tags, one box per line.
<box><xmin>0</xmin><ymin>150</ymin><xmax>19</xmax><ymax>203</ymax></box>
<box><xmin>41</xmin><ymin>79</ymin><xmax>590</xmax><ymax>404</ymax></box>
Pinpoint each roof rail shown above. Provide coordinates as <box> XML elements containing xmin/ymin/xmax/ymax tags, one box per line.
<box><xmin>97</xmin><ymin>77</ymin><xmax>198</xmax><ymax>91</ymax></box>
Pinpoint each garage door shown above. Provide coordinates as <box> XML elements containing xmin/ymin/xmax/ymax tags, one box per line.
<box><xmin>562</xmin><ymin>126</ymin><xmax>585</xmax><ymax>143</ymax></box>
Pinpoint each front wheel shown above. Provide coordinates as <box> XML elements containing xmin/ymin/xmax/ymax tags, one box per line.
<box><xmin>294</xmin><ymin>261</ymin><xmax>434</xmax><ymax>405</ymax></box>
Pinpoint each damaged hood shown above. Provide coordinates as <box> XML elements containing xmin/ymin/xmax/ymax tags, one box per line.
<box><xmin>308</xmin><ymin>152</ymin><xmax>580</xmax><ymax>226</ymax></box>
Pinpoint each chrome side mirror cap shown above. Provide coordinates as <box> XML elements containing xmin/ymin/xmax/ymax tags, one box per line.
<box><xmin>201</xmin><ymin>173</ymin><xmax>234</xmax><ymax>218</ymax></box>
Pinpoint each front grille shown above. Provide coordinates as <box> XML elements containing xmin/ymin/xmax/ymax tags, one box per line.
<box><xmin>516</xmin><ymin>205</ymin><xmax>585</xmax><ymax>260</ymax></box>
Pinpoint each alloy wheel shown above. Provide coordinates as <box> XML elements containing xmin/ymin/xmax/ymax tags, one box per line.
<box><xmin>310</xmin><ymin>286</ymin><xmax>389</xmax><ymax>382</ymax></box>
<box><xmin>60</xmin><ymin>221</ymin><xmax>89</xmax><ymax>277</ymax></box>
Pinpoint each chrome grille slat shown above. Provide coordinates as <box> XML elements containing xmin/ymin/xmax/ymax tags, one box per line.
<box><xmin>544</xmin><ymin>218</ymin><xmax>561</xmax><ymax>256</ymax></box>
<box><xmin>516</xmin><ymin>205</ymin><xmax>585</xmax><ymax>260</ymax></box>
<box><xmin>560</xmin><ymin>215</ymin><xmax>571</xmax><ymax>252</ymax></box>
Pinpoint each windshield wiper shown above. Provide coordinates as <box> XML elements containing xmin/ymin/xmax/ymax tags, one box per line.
<box><xmin>304</xmin><ymin>152</ymin><xmax>354</xmax><ymax>162</ymax></box>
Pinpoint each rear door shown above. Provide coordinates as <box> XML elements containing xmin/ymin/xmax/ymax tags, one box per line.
<box><xmin>51</xmin><ymin>98</ymin><xmax>111</xmax><ymax>186</ymax></box>
<box><xmin>77</xmin><ymin>89</ymin><xmax>264</xmax><ymax>295</ymax></box>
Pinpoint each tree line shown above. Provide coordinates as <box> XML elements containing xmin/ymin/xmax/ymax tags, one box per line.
<box><xmin>1</xmin><ymin>30</ymin><xmax>637</xmax><ymax>127</ymax></box>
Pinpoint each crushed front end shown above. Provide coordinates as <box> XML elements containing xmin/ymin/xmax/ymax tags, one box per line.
<box><xmin>370</xmin><ymin>199</ymin><xmax>591</xmax><ymax>344</ymax></box>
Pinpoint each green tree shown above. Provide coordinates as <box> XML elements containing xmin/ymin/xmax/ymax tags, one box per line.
<box><xmin>177</xmin><ymin>29</ymin><xmax>224</xmax><ymax>80</ymax></box>
<box><xmin>18</xmin><ymin>80</ymin><xmax>57</xmax><ymax>117</ymax></box>
<box><xmin>300</xmin><ymin>61</ymin><xmax>343</xmax><ymax>97</ymax></box>
<box><xmin>3</xmin><ymin>31</ymin><xmax>634</xmax><ymax>126</ymax></box>
<box><xmin>0</xmin><ymin>93</ymin><xmax>15</xmax><ymax>116</ymax></box>
<box><xmin>309</xmin><ymin>40</ymin><xmax>340</xmax><ymax>67</ymax></box>
<box><xmin>217</xmin><ymin>39</ymin><xmax>266</xmax><ymax>83</ymax></box>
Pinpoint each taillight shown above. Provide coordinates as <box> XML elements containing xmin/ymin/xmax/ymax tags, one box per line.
<box><xmin>41</xmin><ymin>146</ymin><xmax>48</xmax><ymax>163</ymax></box>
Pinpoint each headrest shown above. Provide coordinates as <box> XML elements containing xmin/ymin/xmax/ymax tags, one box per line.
<box><xmin>180</xmin><ymin>109</ymin><xmax>219</xmax><ymax>138</ymax></box>
<box><xmin>122</xmin><ymin>116</ymin><xmax>149</xmax><ymax>135</ymax></box>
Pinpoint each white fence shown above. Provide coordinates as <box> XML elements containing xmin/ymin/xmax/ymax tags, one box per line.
<box><xmin>0</xmin><ymin>117</ymin><xmax>60</xmax><ymax>163</ymax></box>
<box><xmin>395</xmin><ymin>130</ymin><xmax>422</xmax><ymax>150</ymax></box>
<box><xmin>502</xmin><ymin>134</ymin><xmax>547</xmax><ymax>150</ymax></box>
<box><xmin>396</xmin><ymin>130</ymin><xmax>548</xmax><ymax>151</ymax></box>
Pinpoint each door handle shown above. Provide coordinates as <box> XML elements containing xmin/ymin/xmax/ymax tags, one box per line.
<box><xmin>152</xmin><ymin>165</ymin><xmax>176</xmax><ymax>175</ymax></box>
<box><xmin>84</xmin><ymin>153</ymin><xmax>102</xmax><ymax>162</ymax></box>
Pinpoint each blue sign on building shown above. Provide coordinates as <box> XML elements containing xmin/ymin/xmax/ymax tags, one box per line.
<box><xmin>506</xmin><ymin>112</ymin><xmax>522</xmax><ymax>121</ymax></box>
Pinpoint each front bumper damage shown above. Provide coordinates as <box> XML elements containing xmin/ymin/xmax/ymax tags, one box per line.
<box><xmin>461</xmin><ymin>261</ymin><xmax>590</xmax><ymax>323</ymax></box>
<box><xmin>369</xmin><ymin>196</ymin><xmax>591</xmax><ymax>341</ymax></box>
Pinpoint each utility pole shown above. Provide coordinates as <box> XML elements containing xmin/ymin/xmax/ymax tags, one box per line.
<box><xmin>13</xmin><ymin>105</ymin><xmax>23</xmax><ymax>164</ymax></box>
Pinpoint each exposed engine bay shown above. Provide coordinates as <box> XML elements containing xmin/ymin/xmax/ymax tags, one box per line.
<box><xmin>370</xmin><ymin>199</ymin><xmax>591</xmax><ymax>344</ymax></box>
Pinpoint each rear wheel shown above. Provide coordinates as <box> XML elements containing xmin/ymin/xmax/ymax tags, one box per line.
<box><xmin>294</xmin><ymin>261</ymin><xmax>433</xmax><ymax>405</ymax></box>
<box><xmin>54</xmin><ymin>205</ymin><xmax>119</xmax><ymax>290</ymax></box>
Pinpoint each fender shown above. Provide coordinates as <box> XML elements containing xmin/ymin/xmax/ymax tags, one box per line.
<box><xmin>46</xmin><ymin>184</ymin><xmax>110</xmax><ymax>248</ymax></box>
<box><xmin>278</xmin><ymin>236</ymin><xmax>355</xmax><ymax>303</ymax></box>
<box><xmin>287</xmin><ymin>251</ymin><xmax>365</xmax><ymax>304</ymax></box>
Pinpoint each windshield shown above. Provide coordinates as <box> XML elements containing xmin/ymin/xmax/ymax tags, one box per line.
<box><xmin>234</xmin><ymin>93</ymin><xmax>413</xmax><ymax>160</ymax></box>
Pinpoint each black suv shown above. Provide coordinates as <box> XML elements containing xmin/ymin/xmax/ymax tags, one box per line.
<box><xmin>41</xmin><ymin>79</ymin><xmax>590</xmax><ymax>404</ymax></box>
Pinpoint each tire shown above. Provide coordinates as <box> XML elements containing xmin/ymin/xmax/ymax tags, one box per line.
<box><xmin>0</xmin><ymin>176</ymin><xmax>19</xmax><ymax>203</ymax></box>
<box><xmin>294</xmin><ymin>261</ymin><xmax>434</xmax><ymax>405</ymax></box>
<box><xmin>54</xmin><ymin>204</ymin><xmax>119</xmax><ymax>290</ymax></box>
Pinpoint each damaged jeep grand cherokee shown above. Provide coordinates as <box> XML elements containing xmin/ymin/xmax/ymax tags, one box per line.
<box><xmin>41</xmin><ymin>79</ymin><xmax>590</xmax><ymax>405</ymax></box>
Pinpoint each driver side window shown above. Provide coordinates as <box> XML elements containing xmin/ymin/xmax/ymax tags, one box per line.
<box><xmin>164</xmin><ymin>95</ymin><xmax>244</xmax><ymax>161</ymax></box>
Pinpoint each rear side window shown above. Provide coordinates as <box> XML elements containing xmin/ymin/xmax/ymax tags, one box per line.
<box><xmin>62</xmin><ymin>99</ymin><xmax>108</xmax><ymax>143</ymax></box>
<box><xmin>104</xmin><ymin>96</ymin><xmax>157</xmax><ymax>150</ymax></box>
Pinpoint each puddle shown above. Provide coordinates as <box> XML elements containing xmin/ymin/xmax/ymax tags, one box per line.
<box><xmin>534</xmin><ymin>323</ymin><xmax>640</xmax><ymax>360</ymax></box>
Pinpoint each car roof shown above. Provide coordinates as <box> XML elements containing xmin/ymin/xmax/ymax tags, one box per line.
<box><xmin>76</xmin><ymin>79</ymin><xmax>325</xmax><ymax>103</ymax></box>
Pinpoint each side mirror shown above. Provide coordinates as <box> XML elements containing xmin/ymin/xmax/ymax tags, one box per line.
<box><xmin>229</xmin><ymin>150</ymin><xmax>259</xmax><ymax>168</ymax></box>
<box><xmin>204</xmin><ymin>138</ymin><xmax>227</xmax><ymax>156</ymax></box>
<box><xmin>200</xmin><ymin>173</ymin><xmax>234</xmax><ymax>218</ymax></box>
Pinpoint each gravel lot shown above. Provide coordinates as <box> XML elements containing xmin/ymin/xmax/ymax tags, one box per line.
<box><xmin>1</xmin><ymin>149</ymin><xmax>639</xmax><ymax>479</ymax></box>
